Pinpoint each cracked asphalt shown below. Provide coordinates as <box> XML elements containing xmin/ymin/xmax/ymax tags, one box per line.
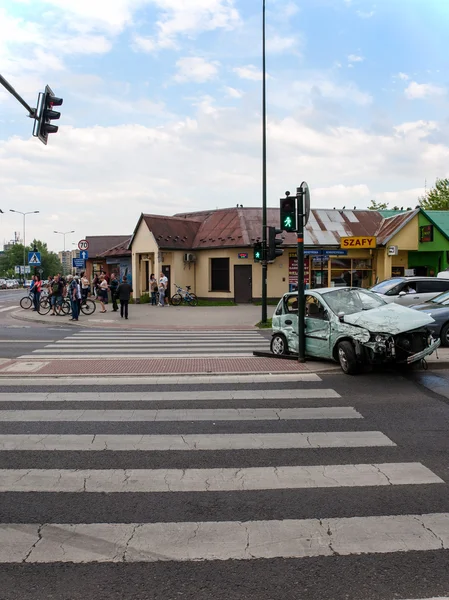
<box><xmin>1</xmin><ymin>370</ymin><xmax>449</xmax><ymax>598</ymax></box>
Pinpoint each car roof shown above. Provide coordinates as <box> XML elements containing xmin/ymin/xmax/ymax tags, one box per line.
<box><xmin>379</xmin><ymin>276</ymin><xmax>443</xmax><ymax>282</ymax></box>
<box><xmin>285</xmin><ymin>286</ymin><xmax>360</xmax><ymax>297</ymax></box>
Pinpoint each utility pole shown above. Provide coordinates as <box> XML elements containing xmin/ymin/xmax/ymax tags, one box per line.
<box><xmin>54</xmin><ymin>230</ymin><xmax>75</xmax><ymax>275</ymax></box>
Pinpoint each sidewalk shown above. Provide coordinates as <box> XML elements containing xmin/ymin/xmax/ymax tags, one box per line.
<box><xmin>10</xmin><ymin>304</ymin><xmax>263</xmax><ymax>330</ymax></box>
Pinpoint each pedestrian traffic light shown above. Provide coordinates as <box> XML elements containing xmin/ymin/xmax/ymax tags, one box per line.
<box><xmin>267</xmin><ymin>227</ymin><xmax>284</xmax><ymax>261</ymax></box>
<box><xmin>253</xmin><ymin>241</ymin><xmax>264</xmax><ymax>262</ymax></box>
<box><xmin>35</xmin><ymin>85</ymin><xmax>63</xmax><ymax>145</ymax></box>
<box><xmin>280</xmin><ymin>196</ymin><xmax>297</xmax><ymax>232</ymax></box>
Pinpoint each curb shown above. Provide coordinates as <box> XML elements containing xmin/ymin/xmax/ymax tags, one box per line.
<box><xmin>9</xmin><ymin>311</ymin><xmax>258</xmax><ymax>331</ymax></box>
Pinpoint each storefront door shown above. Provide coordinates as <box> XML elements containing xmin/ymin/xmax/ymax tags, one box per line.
<box><xmin>234</xmin><ymin>265</ymin><xmax>252</xmax><ymax>303</ymax></box>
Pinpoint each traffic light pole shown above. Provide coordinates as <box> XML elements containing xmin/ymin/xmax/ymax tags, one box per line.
<box><xmin>0</xmin><ymin>74</ymin><xmax>36</xmax><ymax>117</ymax></box>
<box><xmin>261</xmin><ymin>0</ymin><xmax>268</xmax><ymax>324</ymax></box>
<box><xmin>296</xmin><ymin>187</ymin><xmax>306</xmax><ymax>363</ymax></box>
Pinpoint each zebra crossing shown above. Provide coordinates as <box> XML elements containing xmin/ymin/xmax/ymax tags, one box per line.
<box><xmin>18</xmin><ymin>329</ymin><xmax>270</xmax><ymax>359</ymax></box>
<box><xmin>0</xmin><ymin>373</ymin><xmax>448</xmax><ymax>599</ymax></box>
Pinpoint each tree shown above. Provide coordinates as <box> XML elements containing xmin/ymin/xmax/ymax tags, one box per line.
<box><xmin>0</xmin><ymin>240</ymin><xmax>63</xmax><ymax>279</ymax></box>
<box><xmin>419</xmin><ymin>178</ymin><xmax>449</xmax><ymax>210</ymax></box>
<box><xmin>368</xmin><ymin>199</ymin><xmax>388</xmax><ymax>210</ymax></box>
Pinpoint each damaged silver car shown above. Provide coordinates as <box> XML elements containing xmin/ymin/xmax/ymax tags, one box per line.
<box><xmin>271</xmin><ymin>287</ymin><xmax>440</xmax><ymax>374</ymax></box>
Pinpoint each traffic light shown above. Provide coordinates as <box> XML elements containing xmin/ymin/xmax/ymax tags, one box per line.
<box><xmin>280</xmin><ymin>196</ymin><xmax>297</xmax><ymax>232</ymax></box>
<box><xmin>267</xmin><ymin>226</ymin><xmax>284</xmax><ymax>261</ymax></box>
<box><xmin>253</xmin><ymin>241</ymin><xmax>264</xmax><ymax>262</ymax></box>
<box><xmin>35</xmin><ymin>85</ymin><xmax>63</xmax><ymax>145</ymax></box>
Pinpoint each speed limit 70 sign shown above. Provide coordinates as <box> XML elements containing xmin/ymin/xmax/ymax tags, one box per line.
<box><xmin>78</xmin><ymin>239</ymin><xmax>89</xmax><ymax>251</ymax></box>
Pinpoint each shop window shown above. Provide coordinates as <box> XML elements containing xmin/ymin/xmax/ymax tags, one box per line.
<box><xmin>330</xmin><ymin>258</ymin><xmax>373</xmax><ymax>288</ymax></box>
<box><xmin>392</xmin><ymin>266</ymin><xmax>405</xmax><ymax>277</ymax></box>
<box><xmin>310</xmin><ymin>257</ymin><xmax>329</xmax><ymax>288</ymax></box>
<box><xmin>211</xmin><ymin>258</ymin><xmax>230</xmax><ymax>292</ymax></box>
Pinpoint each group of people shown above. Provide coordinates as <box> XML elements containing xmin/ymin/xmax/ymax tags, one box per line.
<box><xmin>30</xmin><ymin>270</ymin><xmax>132</xmax><ymax>321</ymax></box>
<box><xmin>149</xmin><ymin>272</ymin><xmax>169</xmax><ymax>306</ymax></box>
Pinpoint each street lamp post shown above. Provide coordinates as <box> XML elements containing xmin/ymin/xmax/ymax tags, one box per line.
<box><xmin>9</xmin><ymin>209</ymin><xmax>39</xmax><ymax>281</ymax></box>
<box><xmin>54</xmin><ymin>230</ymin><xmax>75</xmax><ymax>275</ymax></box>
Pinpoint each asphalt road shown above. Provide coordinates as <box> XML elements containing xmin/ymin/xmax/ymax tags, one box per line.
<box><xmin>1</xmin><ymin>371</ymin><xmax>449</xmax><ymax>599</ymax></box>
<box><xmin>0</xmin><ymin>290</ymin><xmax>75</xmax><ymax>357</ymax></box>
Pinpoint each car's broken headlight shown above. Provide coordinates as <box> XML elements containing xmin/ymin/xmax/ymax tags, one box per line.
<box><xmin>370</xmin><ymin>333</ymin><xmax>389</xmax><ymax>343</ymax></box>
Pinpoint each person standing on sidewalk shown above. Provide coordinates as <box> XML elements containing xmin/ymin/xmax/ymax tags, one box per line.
<box><xmin>67</xmin><ymin>275</ymin><xmax>79</xmax><ymax>322</ymax></box>
<box><xmin>158</xmin><ymin>275</ymin><xmax>166</xmax><ymax>307</ymax></box>
<box><xmin>117</xmin><ymin>276</ymin><xmax>132</xmax><ymax>319</ymax></box>
<box><xmin>50</xmin><ymin>275</ymin><xmax>64</xmax><ymax>316</ymax></box>
<box><xmin>150</xmin><ymin>273</ymin><xmax>158</xmax><ymax>306</ymax></box>
<box><xmin>159</xmin><ymin>271</ymin><xmax>169</xmax><ymax>305</ymax></box>
<box><xmin>110</xmin><ymin>273</ymin><xmax>119</xmax><ymax>312</ymax></box>
<box><xmin>80</xmin><ymin>271</ymin><xmax>90</xmax><ymax>305</ymax></box>
<box><xmin>98</xmin><ymin>274</ymin><xmax>109</xmax><ymax>313</ymax></box>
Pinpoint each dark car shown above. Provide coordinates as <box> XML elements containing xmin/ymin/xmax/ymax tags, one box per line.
<box><xmin>411</xmin><ymin>290</ymin><xmax>449</xmax><ymax>346</ymax></box>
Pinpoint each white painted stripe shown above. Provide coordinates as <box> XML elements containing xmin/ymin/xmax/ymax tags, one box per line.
<box><xmin>0</xmin><ymin>305</ymin><xmax>17</xmax><ymax>313</ymax></box>
<box><xmin>3</xmin><ymin>512</ymin><xmax>449</xmax><ymax>563</ymax></box>
<box><xmin>20</xmin><ymin>353</ymin><xmax>257</xmax><ymax>359</ymax></box>
<box><xmin>404</xmin><ymin>598</ymin><xmax>449</xmax><ymax>600</ymax></box>
<box><xmin>53</xmin><ymin>341</ymin><xmax>268</xmax><ymax>347</ymax></box>
<box><xmin>0</xmin><ymin>373</ymin><xmax>321</xmax><ymax>385</ymax></box>
<box><xmin>0</xmin><ymin>463</ymin><xmax>441</xmax><ymax>493</ymax></box>
<box><xmin>0</xmin><ymin>407</ymin><xmax>361</xmax><ymax>422</ymax></box>
<box><xmin>0</xmin><ymin>431</ymin><xmax>395</xmax><ymax>451</ymax></box>
<box><xmin>71</xmin><ymin>334</ymin><xmax>265</xmax><ymax>339</ymax></box>
<box><xmin>73</xmin><ymin>332</ymin><xmax>263</xmax><ymax>337</ymax></box>
<box><xmin>0</xmin><ymin>340</ymin><xmax>56</xmax><ymax>343</ymax></box>
<box><xmin>0</xmin><ymin>388</ymin><xmax>339</xmax><ymax>402</ymax></box>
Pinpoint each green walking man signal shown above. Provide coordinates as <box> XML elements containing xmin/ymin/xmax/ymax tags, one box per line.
<box><xmin>253</xmin><ymin>241</ymin><xmax>264</xmax><ymax>262</ymax></box>
<box><xmin>280</xmin><ymin>196</ymin><xmax>297</xmax><ymax>232</ymax></box>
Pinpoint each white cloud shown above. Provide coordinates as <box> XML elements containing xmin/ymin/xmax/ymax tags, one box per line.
<box><xmin>397</xmin><ymin>72</ymin><xmax>409</xmax><ymax>81</ymax></box>
<box><xmin>356</xmin><ymin>10</ymin><xmax>374</xmax><ymax>19</ymax></box>
<box><xmin>224</xmin><ymin>86</ymin><xmax>243</xmax><ymax>99</ymax></box>
<box><xmin>134</xmin><ymin>0</ymin><xmax>240</xmax><ymax>52</ymax></box>
<box><xmin>347</xmin><ymin>54</ymin><xmax>364</xmax><ymax>63</ymax></box>
<box><xmin>233</xmin><ymin>65</ymin><xmax>263</xmax><ymax>81</ymax></box>
<box><xmin>404</xmin><ymin>81</ymin><xmax>446</xmax><ymax>99</ymax></box>
<box><xmin>266</xmin><ymin>35</ymin><xmax>298</xmax><ymax>54</ymax></box>
<box><xmin>174</xmin><ymin>57</ymin><xmax>220</xmax><ymax>83</ymax></box>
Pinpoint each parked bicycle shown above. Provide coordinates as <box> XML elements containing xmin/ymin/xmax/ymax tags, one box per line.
<box><xmin>170</xmin><ymin>284</ymin><xmax>198</xmax><ymax>306</ymax></box>
<box><xmin>38</xmin><ymin>295</ymin><xmax>96</xmax><ymax>316</ymax></box>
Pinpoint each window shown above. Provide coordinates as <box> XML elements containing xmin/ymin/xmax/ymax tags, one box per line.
<box><xmin>330</xmin><ymin>258</ymin><xmax>373</xmax><ymax>288</ymax></box>
<box><xmin>416</xmin><ymin>280</ymin><xmax>449</xmax><ymax>294</ymax></box>
<box><xmin>285</xmin><ymin>295</ymin><xmax>298</xmax><ymax>313</ymax></box>
<box><xmin>210</xmin><ymin>258</ymin><xmax>229</xmax><ymax>292</ymax></box>
<box><xmin>305</xmin><ymin>296</ymin><xmax>328</xmax><ymax>320</ymax></box>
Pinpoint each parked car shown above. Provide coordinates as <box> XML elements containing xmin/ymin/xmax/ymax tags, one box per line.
<box><xmin>370</xmin><ymin>276</ymin><xmax>449</xmax><ymax>306</ymax></box>
<box><xmin>271</xmin><ymin>287</ymin><xmax>440</xmax><ymax>374</ymax></box>
<box><xmin>0</xmin><ymin>279</ymin><xmax>6</xmax><ymax>289</ymax></box>
<box><xmin>411</xmin><ymin>290</ymin><xmax>449</xmax><ymax>346</ymax></box>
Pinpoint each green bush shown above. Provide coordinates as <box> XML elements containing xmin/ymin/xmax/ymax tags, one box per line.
<box><xmin>139</xmin><ymin>293</ymin><xmax>150</xmax><ymax>304</ymax></box>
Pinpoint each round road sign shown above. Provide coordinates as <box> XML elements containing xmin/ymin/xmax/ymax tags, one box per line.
<box><xmin>78</xmin><ymin>239</ymin><xmax>89</xmax><ymax>251</ymax></box>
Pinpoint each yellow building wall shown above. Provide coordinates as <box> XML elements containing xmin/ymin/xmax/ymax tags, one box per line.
<box><xmin>388</xmin><ymin>215</ymin><xmax>419</xmax><ymax>250</ymax></box>
<box><xmin>131</xmin><ymin>220</ymin><xmax>159</xmax><ymax>298</ymax></box>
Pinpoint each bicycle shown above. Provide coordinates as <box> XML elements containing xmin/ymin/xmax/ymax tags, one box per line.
<box><xmin>170</xmin><ymin>284</ymin><xmax>198</xmax><ymax>306</ymax></box>
<box><xmin>38</xmin><ymin>295</ymin><xmax>96</xmax><ymax>316</ymax></box>
<box><xmin>20</xmin><ymin>289</ymin><xmax>47</xmax><ymax>310</ymax></box>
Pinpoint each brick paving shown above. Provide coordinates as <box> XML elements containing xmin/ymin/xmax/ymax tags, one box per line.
<box><xmin>0</xmin><ymin>357</ymin><xmax>308</xmax><ymax>376</ymax></box>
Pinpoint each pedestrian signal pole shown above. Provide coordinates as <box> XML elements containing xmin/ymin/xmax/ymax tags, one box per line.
<box><xmin>296</xmin><ymin>182</ymin><xmax>310</xmax><ymax>363</ymax></box>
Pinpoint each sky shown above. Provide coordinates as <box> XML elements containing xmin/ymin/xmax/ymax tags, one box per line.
<box><xmin>1</xmin><ymin>0</ymin><xmax>448</xmax><ymax>252</ymax></box>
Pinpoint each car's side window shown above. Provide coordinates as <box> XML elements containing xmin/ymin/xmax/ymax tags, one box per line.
<box><xmin>286</xmin><ymin>296</ymin><xmax>298</xmax><ymax>313</ymax></box>
<box><xmin>305</xmin><ymin>296</ymin><xmax>328</xmax><ymax>320</ymax></box>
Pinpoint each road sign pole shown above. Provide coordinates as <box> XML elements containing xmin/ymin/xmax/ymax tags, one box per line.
<box><xmin>296</xmin><ymin>187</ymin><xmax>306</xmax><ymax>363</ymax></box>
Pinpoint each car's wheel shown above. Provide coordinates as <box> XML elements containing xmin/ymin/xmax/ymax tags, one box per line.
<box><xmin>270</xmin><ymin>334</ymin><xmax>289</xmax><ymax>356</ymax></box>
<box><xmin>20</xmin><ymin>296</ymin><xmax>32</xmax><ymax>310</ymax></box>
<box><xmin>171</xmin><ymin>293</ymin><xmax>182</xmax><ymax>306</ymax></box>
<box><xmin>337</xmin><ymin>340</ymin><xmax>359</xmax><ymax>375</ymax></box>
<box><xmin>440</xmin><ymin>322</ymin><xmax>449</xmax><ymax>347</ymax></box>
